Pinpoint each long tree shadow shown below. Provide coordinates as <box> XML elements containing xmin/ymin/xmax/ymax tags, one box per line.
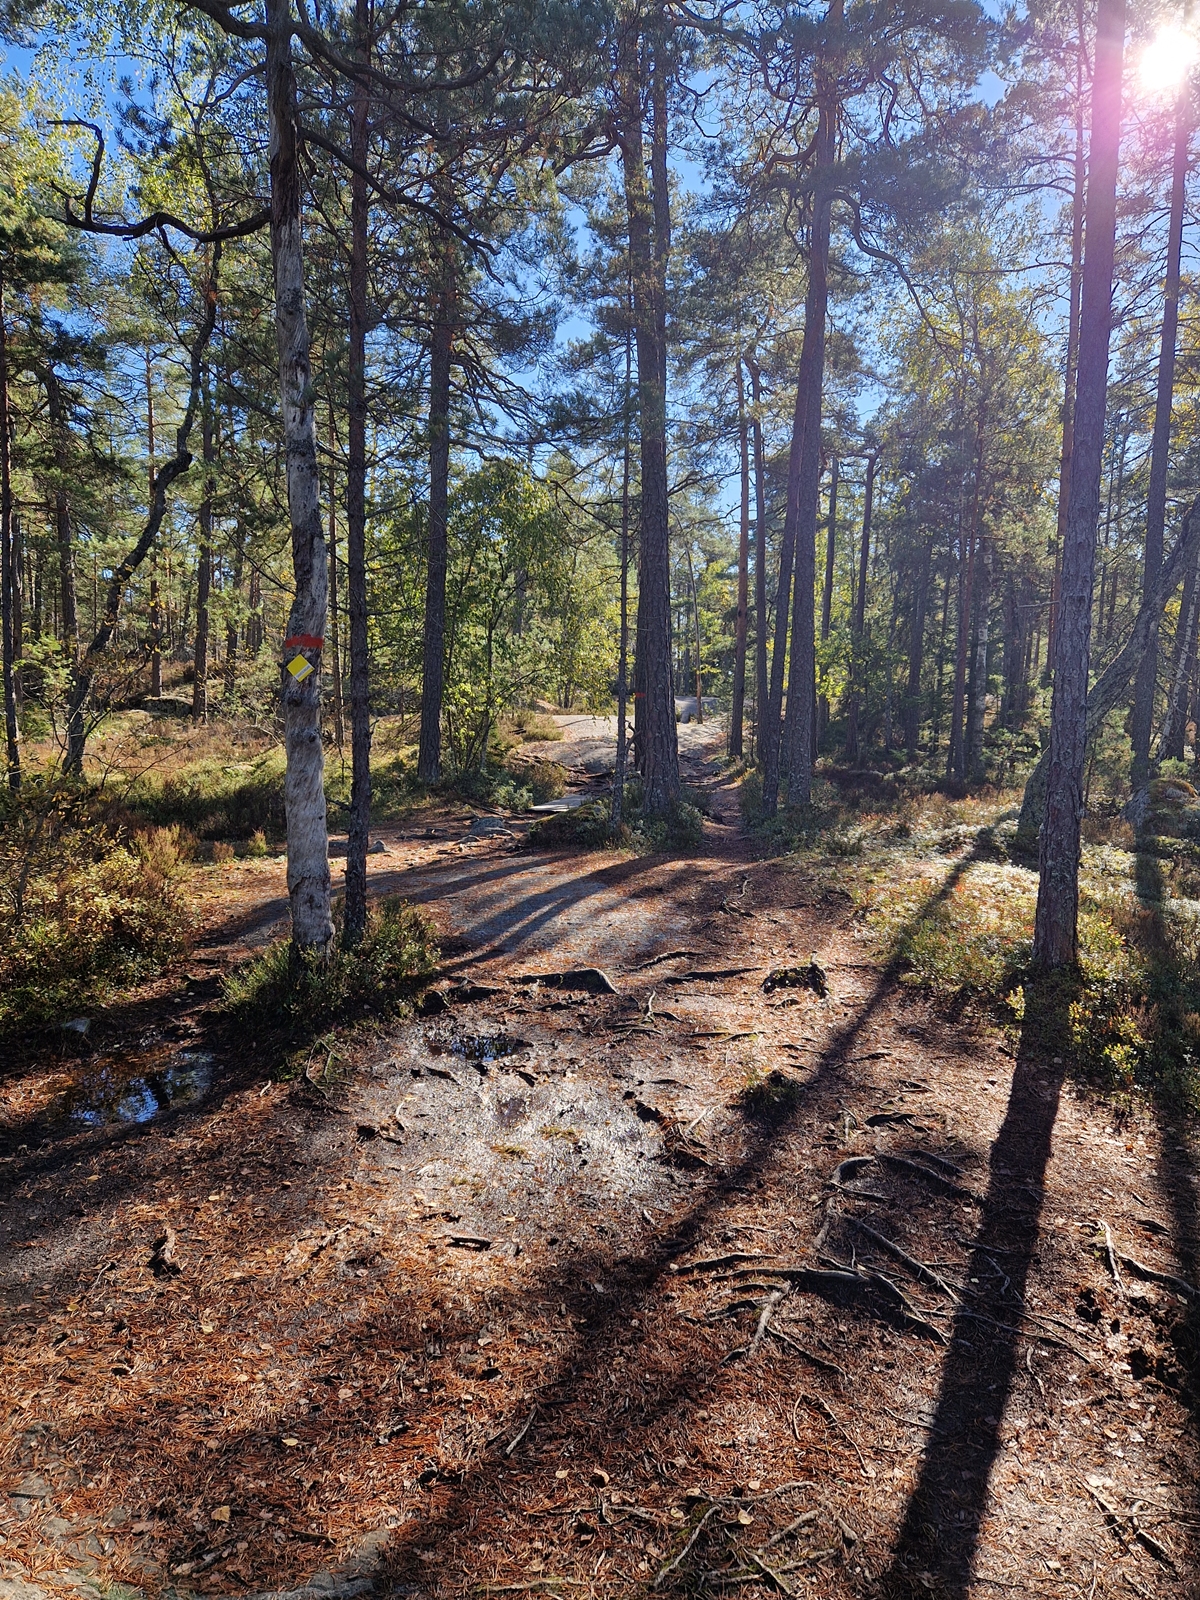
<box><xmin>879</xmin><ymin>973</ymin><xmax>1071</xmax><ymax>1598</ymax></box>
<box><xmin>2</xmin><ymin>828</ymin><xmax>1000</xmax><ymax>1598</ymax></box>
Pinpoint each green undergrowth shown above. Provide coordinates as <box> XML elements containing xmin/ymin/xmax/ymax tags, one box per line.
<box><xmin>0</xmin><ymin>782</ymin><xmax>192</xmax><ymax>1035</ymax></box>
<box><xmin>768</xmin><ymin>784</ymin><xmax>1200</xmax><ymax>1107</ymax></box>
<box><xmin>222</xmin><ymin>897</ymin><xmax>438</xmax><ymax>1040</ymax></box>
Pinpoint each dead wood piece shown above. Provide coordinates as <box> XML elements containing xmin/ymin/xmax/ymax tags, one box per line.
<box><xmin>1099</xmin><ymin>1219</ymin><xmax>1124</xmax><ymax>1293</ymax></box>
<box><xmin>150</xmin><ymin>1227</ymin><xmax>181</xmax><ymax>1277</ymax></box>
<box><xmin>1118</xmin><ymin>1253</ymin><xmax>1198</xmax><ymax>1298</ymax></box>
<box><xmin>672</xmin><ymin>1252</ymin><xmax>774</xmax><ymax>1274</ymax></box>
<box><xmin>763</xmin><ymin>962</ymin><xmax>827</xmax><ymax>998</ymax></box>
<box><xmin>445</xmin><ymin>1234</ymin><xmax>492</xmax><ymax>1250</ymax></box>
<box><xmin>514</xmin><ymin>967</ymin><xmax>618</xmax><ymax>995</ymax></box>
<box><xmin>846</xmin><ymin>1218</ymin><xmax>960</xmax><ymax>1301</ymax></box>
<box><xmin>505</xmin><ymin>1404</ymin><xmax>537</xmax><ymax>1456</ymax></box>
<box><xmin>879</xmin><ymin>1153</ymin><xmax>977</xmax><ymax>1199</ymax></box>
<box><xmin>747</xmin><ymin>1286</ymin><xmax>791</xmax><ymax>1359</ymax></box>
<box><xmin>664</xmin><ymin>965</ymin><xmax>761</xmax><ymax>984</ymax></box>
<box><xmin>630</xmin><ymin>948</ymin><xmax>703</xmax><ymax>971</ymax></box>
<box><xmin>746</xmin><ymin>1551</ymin><xmax>795</xmax><ymax>1596</ymax></box>
<box><xmin>760</xmin><ymin>1511</ymin><xmax>819</xmax><ymax>1551</ymax></box>
<box><xmin>864</xmin><ymin>1112</ymin><xmax>921</xmax><ymax>1128</ymax></box>
<box><xmin>1083</xmin><ymin>1479</ymin><xmax>1177</xmax><ymax>1568</ymax></box>
<box><xmin>652</xmin><ymin>1503</ymin><xmax>722</xmax><ymax>1588</ymax></box>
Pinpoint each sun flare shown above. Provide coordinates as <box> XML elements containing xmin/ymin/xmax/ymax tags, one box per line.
<box><xmin>1140</xmin><ymin>23</ymin><xmax>1199</xmax><ymax>94</ymax></box>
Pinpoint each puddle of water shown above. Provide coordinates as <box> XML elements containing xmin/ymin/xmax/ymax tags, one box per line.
<box><xmin>427</xmin><ymin>1031</ymin><xmax>530</xmax><ymax>1065</ymax></box>
<box><xmin>67</xmin><ymin>1050</ymin><xmax>216</xmax><ymax>1126</ymax></box>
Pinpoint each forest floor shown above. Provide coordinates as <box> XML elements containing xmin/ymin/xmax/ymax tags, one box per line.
<box><xmin>2</xmin><ymin>718</ymin><xmax>1200</xmax><ymax>1600</ymax></box>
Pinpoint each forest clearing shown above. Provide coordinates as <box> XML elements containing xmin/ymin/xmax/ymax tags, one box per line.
<box><xmin>8</xmin><ymin>0</ymin><xmax>1200</xmax><ymax>1594</ymax></box>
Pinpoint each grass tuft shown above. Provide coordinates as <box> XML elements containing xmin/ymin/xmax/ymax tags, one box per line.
<box><xmin>222</xmin><ymin>897</ymin><xmax>438</xmax><ymax>1037</ymax></box>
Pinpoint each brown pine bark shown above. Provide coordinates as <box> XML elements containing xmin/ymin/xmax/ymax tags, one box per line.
<box><xmin>344</xmin><ymin>0</ymin><xmax>373</xmax><ymax>946</ymax></box>
<box><xmin>267</xmin><ymin>0</ymin><xmax>333</xmax><ymax>952</ymax></box>
<box><xmin>417</xmin><ymin>180</ymin><xmax>454</xmax><ymax>787</ymax></box>
<box><xmin>728</xmin><ymin>359</ymin><xmax>751</xmax><ymax>759</ymax></box>
<box><xmin>1130</xmin><ymin>87</ymin><xmax>1189</xmax><ymax>787</ymax></box>
<box><xmin>844</xmin><ymin>450</ymin><xmax>876</xmax><ymax>763</ymax></box>
<box><xmin>764</xmin><ymin>12</ymin><xmax>840</xmax><ymax>814</ymax></box>
<box><xmin>616</xmin><ymin>13</ymin><xmax>679</xmax><ymax>816</ymax></box>
<box><xmin>192</xmin><ymin>379</ymin><xmax>213</xmax><ymax>725</ymax></box>
<box><xmin>1033</xmin><ymin>0</ymin><xmax>1125</xmax><ymax>969</ymax></box>
<box><xmin>147</xmin><ymin>349</ymin><xmax>162</xmax><ymax>697</ymax></box>
<box><xmin>0</xmin><ymin>281</ymin><xmax>19</xmax><ymax>788</ymax></box>
<box><xmin>747</xmin><ymin>356</ymin><xmax>768</xmax><ymax>753</ymax></box>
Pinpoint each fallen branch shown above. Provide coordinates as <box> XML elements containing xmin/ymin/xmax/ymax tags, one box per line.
<box><xmin>505</xmin><ymin>1404</ymin><xmax>537</xmax><ymax>1457</ymax></box>
<box><xmin>652</xmin><ymin>1503</ymin><xmax>721</xmax><ymax>1588</ymax></box>
<box><xmin>1099</xmin><ymin>1220</ymin><xmax>1124</xmax><ymax>1294</ymax></box>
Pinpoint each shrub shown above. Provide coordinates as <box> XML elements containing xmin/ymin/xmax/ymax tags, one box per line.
<box><xmin>0</xmin><ymin>789</ymin><xmax>192</xmax><ymax>1034</ymax></box>
<box><xmin>507</xmin><ymin>707</ymin><xmax>564</xmax><ymax>743</ymax></box>
<box><xmin>223</xmin><ymin>897</ymin><xmax>438</xmax><ymax>1036</ymax></box>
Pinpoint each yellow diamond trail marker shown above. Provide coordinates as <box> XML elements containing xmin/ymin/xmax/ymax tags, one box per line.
<box><xmin>287</xmin><ymin>654</ymin><xmax>315</xmax><ymax>682</ymax></box>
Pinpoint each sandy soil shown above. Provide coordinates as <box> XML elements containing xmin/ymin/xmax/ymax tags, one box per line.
<box><xmin>1</xmin><ymin>744</ymin><xmax>1198</xmax><ymax>1600</ymax></box>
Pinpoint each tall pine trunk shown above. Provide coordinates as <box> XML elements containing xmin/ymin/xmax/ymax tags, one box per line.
<box><xmin>1047</xmin><ymin>18</ymin><xmax>1087</xmax><ymax>678</ymax></box>
<box><xmin>344</xmin><ymin>0</ymin><xmax>373</xmax><ymax>945</ymax></box>
<box><xmin>147</xmin><ymin>350</ymin><xmax>163</xmax><ymax>697</ymax></box>
<box><xmin>844</xmin><ymin>450</ymin><xmax>876</xmax><ymax>762</ymax></box>
<box><xmin>728</xmin><ymin>358</ymin><xmax>750</xmax><ymax>759</ymax></box>
<box><xmin>748</xmin><ymin>357</ymin><xmax>768</xmax><ymax>755</ymax></box>
<box><xmin>817</xmin><ymin>454</ymin><xmax>839</xmax><ymax>743</ymax></box>
<box><xmin>192</xmin><ymin>377</ymin><xmax>213</xmax><ymax>725</ymax></box>
<box><xmin>43</xmin><ymin>368</ymin><xmax>78</xmax><ymax>662</ymax></box>
<box><xmin>904</xmin><ymin>538</ymin><xmax>931</xmax><ymax>754</ymax></box>
<box><xmin>966</xmin><ymin>534</ymin><xmax>992</xmax><ymax>781</ymax></box>
<box><xmin>417</xmin><ymin>170</ymin><xmax>454</xmax><ymax>786</ymax></box>
<box><xmin>617</xmin><ymin>14</ymin><xmax>679</xmax><ymax>815</ymax></box>
<box><xmin>763</xmin><ymin>11</ymin><xmax>840</xmax><ymax>815</ymax></box>
<box><xmin>0</xmin><ymin>281</ymin><xmax>19</xmax><ymax>788</ymax></box>
<box><xmin>267</xmin><ymin>0</ymin><xmax>333</xmax><ymax>952</ymax></box>
<box><xmin>1130</xmin><ymin>87</ymin><xmax>1189</xmax><ymax>788</ymax></box>
<box><xmin>1033</xmin><ymin>0</ymin><xmax>1125</xmax><ymax>969</ymax></box>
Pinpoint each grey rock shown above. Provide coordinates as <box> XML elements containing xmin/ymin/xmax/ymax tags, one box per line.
<box><xmin>43</xmin><ymin>1518</ymin><xmax>73</xmax><ymax>1540</ymax></box>
<box><xmin>103</xmin><ymin>1507</ymin><xmax>130</xmax><ymax>1528</ymax></box>
<box><xmin>14</xmin><ymin>1477</ymin><xmax>50</xmax><ymax>1502</ymax></box>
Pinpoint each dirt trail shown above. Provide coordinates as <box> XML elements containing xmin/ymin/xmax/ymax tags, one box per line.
<box><xmin>2</xmin><ymin>735</ymin><xmax>1199</xmax><ymax>1600</ymax></box>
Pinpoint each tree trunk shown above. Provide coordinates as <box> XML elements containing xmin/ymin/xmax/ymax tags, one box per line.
<box><xmin>748</xmin><ymin>356</ymin><xmax>768</xmax><ymax>757</ymax></box>
<box><xmin>728</xmin><ymin>358</ymin><xmax>750</xmax><ymax>759</ymax></box>
<box><xmin>1033</xmin><ymin>0</ymin><xmax>1125</xmax><ymax>968</ymax></box>
<box><xmin>1162</xmin><ymin>544</ymin><xmax>1200</xmax><ymax>761</ymax></box>
<box><xmin>1130</xmin><ymin>89</ymin><xmax>1188</xmax><ymax>786</ymax></box>
<box><xmin>327</xmin><ymin>461</ymin><xmax>344</xmax><ymax>750</ymax></box>
<box><xmin>947</xmin><ymin>419</ymin><xmax>983</xmax><ymax>782</ymax></box>
<box><xmin>1047</xmin><ymin>20</ymin><xmax>1087</xmax><ymax>678</ymax></box>
<box><xmin>44</xmin><ymin>368</ymin><xmax>78</xmax><ymax>662</ymax></box>
<box><xmin>966</xmin><ymin>534</ymin><xmax>992</xmax><ymax>781</ymax></box>
<box><xmin>147</xmin><ymin>349</ymin><xmax>162</xmax><ymax>697</ymax></box>
<box><xmin>817</xmin><ymin>454</ymin><xmax>839</xmax><ymax>744</ymax></box>
<box><xmin>617</xmin><ymin>14</ymin><xmax>679</xmax><ymax>816</ymax></box>
<box><xmin>1020</xmin><ymin>494</ymin><xmax>1200</xmax><ymax>843</ymax></box>
<box><xmin>417</xmin><ymin>169</ymin><xmax>454</xmax><ymax>787</ymax></box>
<box><xmin>612</xmin><ymin>316</ymin><xmax>633</xmax><ymax>827</ymax></box>
<box><xmin>64</xmin><ymin>267</ymin><xmax>219</xmax><ymax>774</ymax></box>
<box><xmin>192</xmin><ymin>379</ymin><xmax>213</xmax><ymax>725</ymax></box>
<box><xmin>844</xmin><ymin>450</ymin><xmax>876</xmax><ymax>763</ymax></box>
<box><xmin>904</xmin><ymin>537</ymin><xmax>931</xmax><ymax>753</ymax></box>
<box><xmin>344</xmin><ymin>0</ymin><xmax>373</xmax><ymax>947</ymax></box>
<box><xmin>226</xmin><ymin>519</ymin><xmax>245</xmax><ymax>692</ymax></box>
<box><xmin>0</xmin><ymin>281</ymin><xmax>19</xmax><ymax>788</ymax></box>
<box><xmin>763</xmin><ymin>18</ymin><xmax>839</xmax><ymax>815</ymax></box>
<box><xmin>267</xmin><ymin>0</ymin><xmax>333</xmax><ymax>953</ymax></box>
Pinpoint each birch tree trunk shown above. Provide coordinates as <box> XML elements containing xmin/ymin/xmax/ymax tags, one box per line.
<box><xmin>267</xmin><ymin>0</ymin><xmax>333</xmax><ymax>953</ymax></box>
<box><xmin>1033</xmin><ymin>0</ymin><xmax>1125</xmax><ymax>969</ymax></box>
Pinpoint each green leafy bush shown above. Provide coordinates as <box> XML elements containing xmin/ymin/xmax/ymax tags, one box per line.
<box><xmin>223</xmin><ymin>897</ymin><xmax>438</xmax><ymax>1034</ymax></box>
